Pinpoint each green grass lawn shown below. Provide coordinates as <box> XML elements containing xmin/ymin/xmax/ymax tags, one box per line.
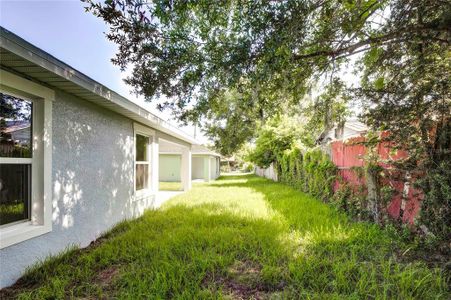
<box><xmin>2</xmin><ymin>175</ymin><xmax>448</xmax><ymax>299</ymax></box>
<box><xmin>159</xmin><ymin>181</ymin><xmax>183</xmax><ymax>191</ymax></box>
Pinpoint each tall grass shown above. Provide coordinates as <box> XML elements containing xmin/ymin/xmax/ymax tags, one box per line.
<box><xmin>3</xmin><ymin>175</ymin><xmax>448</xmax><ymax>299</ymax></box>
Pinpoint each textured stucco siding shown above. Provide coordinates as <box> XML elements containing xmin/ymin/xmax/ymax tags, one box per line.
<box><xmin>210</xmin><ymin>157</ymin><xmax>217</xmax><ymax>180</ymax></box>
<box><xmin>0</xmin><ymin>90</ymin><xmax>152</xmax><ymax>288</ymax></box>
<box><xmin>159</xmin><ymin>154</ymin><xmax>181</xmax><ymax>182</ymax></box>
<box><xmin>192</xmin><ymin>156</ymin><xmax>205</xmax><ymax>179</ymax></box>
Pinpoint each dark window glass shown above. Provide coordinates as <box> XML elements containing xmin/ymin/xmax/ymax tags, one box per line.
<box><xmin>136</xmin><ymin>134</ymin><xmax>149</xmax><ymax>162</ymax></box>
<box><xmin>0</xmin><ymin>93</ymin><xmax>32</xmax><ymax>158</ymax></box>
<box><xmin>135</xmin><ymin>164</ymin><xmax>149</xmax><ymax>190</ymax></box>
<box><xmin>0</xmin><ymin>164</ymin><xmax>31</xmax><ymax>225</ymax></box>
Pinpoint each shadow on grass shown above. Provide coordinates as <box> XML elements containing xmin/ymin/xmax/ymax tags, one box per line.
<box><xmin>2</xmin><ymin>203</ymin><xmax>292</xmax><ymax>299</ymax></box>
<box><xmin>2</xmin><ymin>174</ymin><xmax>448</xmax><ymax>299</ymax></box>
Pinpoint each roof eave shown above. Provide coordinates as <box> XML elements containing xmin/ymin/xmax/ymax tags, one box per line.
<box><xmin>0</xmin><ymin>26</ymin><xmax>198</xmax><ymax>145</ymax></box>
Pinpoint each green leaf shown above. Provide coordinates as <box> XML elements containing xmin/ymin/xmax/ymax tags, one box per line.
<box><xmin>374</xmin><ymin>77</ymin><xmax>384</xmax><ymax>90</ymax></box>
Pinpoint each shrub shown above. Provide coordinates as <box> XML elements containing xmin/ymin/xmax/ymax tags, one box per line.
<box><xmin>274</xmin><ymin>146</ymin><xmax>337</xmax><ymax>202</ymax></box>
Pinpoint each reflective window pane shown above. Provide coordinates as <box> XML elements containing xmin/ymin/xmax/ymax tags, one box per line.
<box><xmin>0</xmin><ymin>164</ymin><xmax>31</xmax><ymax>225</ymax></box>
<box><xmin>136</xmin><ymin>134</ymin><xmax>149</xmax><ymax>162</ymax></box>
<box><xmin>0</xmin><ymin>93</ymin><xmax>32</xmax><ymax>158</ymax></box>
<box><xmin>136</xmin><ymin>164</ymin><xmax>149</xmax><ymax>191</ymax></box>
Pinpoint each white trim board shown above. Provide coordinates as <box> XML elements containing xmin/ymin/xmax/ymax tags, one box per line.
<box><xmin>0</xmin><ymin>69</ymin><xmax>53</xmax><ymax>249</ymax></box>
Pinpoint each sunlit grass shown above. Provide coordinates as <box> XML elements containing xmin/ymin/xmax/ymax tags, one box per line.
<box><xmin>159</xmin><ymin>181</ymin><xmax>183</xmax><ymax>191</ymax></box>
<box><xmin>3</xmin><ymin>175</ymin><xmax>448</xmax><ymax>299</ymax></box>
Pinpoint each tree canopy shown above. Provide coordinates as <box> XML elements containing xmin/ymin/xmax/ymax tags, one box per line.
<box><xmin>85</xmin><ymin>0</ymin><xmax>450</xmax><ymax>240</ymax></box>
<box><xmin>84</xmin><ymin>0</ymin><xmax>449</xmax><ymax>153</ymax></box>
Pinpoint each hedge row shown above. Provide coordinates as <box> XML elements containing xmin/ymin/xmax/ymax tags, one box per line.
<box><xmin>274</xmin><ymin>147</ymin><xmax>337</xmax><ymax>202</ymax></box>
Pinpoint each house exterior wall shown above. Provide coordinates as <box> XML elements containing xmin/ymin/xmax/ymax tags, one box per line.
<box><xmin>9</xmin><ymin>127</ymin><xmax>31</xmax><ymax>144</ymax></box>
<box><xmin>192</xmin><ymin>156</ymin><xmax>205</xmax><ymax>179</ymax></box>
<box><xmin>210</xmin><ymin>157</ymin><xmax>220</xmax><ymax>180</ymax></box>
<box><xmin>217</xmin><ymin>158</ymin><xmax>221</xmax><ymax>177</ymax></box>
<box><xmin>0</xmin><ymin>90</ymin><xmax>151</xmax><ymax>288</ymax></box>
<box><xmin>191</xmin><ymin>155</ymin><xmax>220</xmax><ymax>181</ymax></box>
<box><xmin>323</xmin><ymin>127</ymin><xmax>361</xmax><ymax>142</ymax></box>
<box><xmin>159</xmin><ymin>154</ymin><xmax>181</xmax><ymax>182</ymax></box>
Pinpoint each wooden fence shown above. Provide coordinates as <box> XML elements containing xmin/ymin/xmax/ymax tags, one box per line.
<box><xmin>331</xmin><ymin>136</ymin><xmax>422</xmax><ymax>224</ymax></box>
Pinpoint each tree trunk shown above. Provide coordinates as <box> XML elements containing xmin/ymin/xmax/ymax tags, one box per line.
<box><xmin>366</xmin><ymin>167</ymin><xmax>380</xmax><ymax>224</ymax></box>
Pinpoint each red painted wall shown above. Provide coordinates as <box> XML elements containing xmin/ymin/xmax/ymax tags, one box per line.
<box><xmin>330</xmin><ymin>136</ymin><xmax>421</xmax><ymax>224</ymax></box>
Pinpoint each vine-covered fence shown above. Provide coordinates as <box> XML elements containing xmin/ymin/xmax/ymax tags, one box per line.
<box><xmin>331</xmin><ymin>137</ymin><xmax>422</xmax><ymax>224</ymax></box>
<box><xmin>255</xmin><ymin>137</ymin><xmax>423</xmax><ymax>224</ymax></box>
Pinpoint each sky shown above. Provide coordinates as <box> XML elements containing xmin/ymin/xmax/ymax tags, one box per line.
<box><xmin>0</xmin><ymin>0</ymin><xmax>207</xmax><ymax>142</ymax></box>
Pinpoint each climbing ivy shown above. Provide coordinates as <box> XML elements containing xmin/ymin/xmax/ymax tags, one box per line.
<box><xmin>274</xmin><ymin>147</ymin><xmax>337</xmax><ymax>202</ymax></box>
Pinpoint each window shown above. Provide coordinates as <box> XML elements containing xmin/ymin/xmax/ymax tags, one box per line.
<box><xmin>135</xmin><ymin>134</ymin><xmax>150</xmax><ymax>191</ymax></box>
<box><xmin>133</xmin><ymin>123</ymin><xmax>155</xmax><ymax>195</ymax></box>
<box><xmin>0</xmin><ymin>93</ymin><xmax>33</xmax><ymax>226</ymax></box>
<box><xmin>0</xmin><ymin>69</ymin><xmax>53</xmax><ymax>249</ymax></box>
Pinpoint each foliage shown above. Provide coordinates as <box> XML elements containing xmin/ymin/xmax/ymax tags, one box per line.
<box><xmin>201</xmin><ymin>89</ymin><xmax>261</xmax><ymax>156</ymax></box>
<box><xmin>248</xmin><ymin>116</ymin><xmax>336</xmax><ymax>201</ymax></box>
<box><xmin>354</xmin><ymin>2</ymin><xmax>451</xmax><ymax>237</ymax></box>
<box><xmin>231</xmin><ymin>143</ymin><xmax>256</xmax><ymax>172</ymax></box>
<box><xmin>82</xmin><ymin>0</ymin><xmax>450</xmax><ymax>150</ymax></box>
<box><xmin>0</xmin><ymin>93</ymin><xmax>31</xmax><ymax>121</ymax></box>
<box><xmin>242</xmin><ymin>162</ymin><xmax>254</xmax><ymax>173</ymax></box>
<box><xmin>3</xmin><ymin>175</ymin><xmax>448</xmax><ymax>299</ymax></box>
<box><xmin>0</xmin><ymin>202</ymin><xmax>25</xmax><ymax>226</ymax></box>
<box><xmin>303</xmin><ymin>78</ymin><xmax>351</xmax><ymax>136</ymax></box>
<box><xmin>417</xmin><ymin>160</ymin><xmax>451</xmax><ymax>242</ymax></box>
<box><xmin>84</xmin><ymin>0</ymin><xmax>450</xmax><ymax>239</ymax></box>
<box><xmin>247</xmin><ymin>116</ymin><xmax>308</xmax><ymax>168</ymax></box>
<box><xmin>277</xmin><ymin>148</ymin><xmax>337</xmax><ymax>202</ymax></box>
<box><xmin>330</xmin><ymin>163</ymin><xmax>370</xmax><ymax>222</ymax></box>
<box><xmin>0</xmin><ymin>93</ymin><xmax>32</xmax><ymax>158</ymax></box>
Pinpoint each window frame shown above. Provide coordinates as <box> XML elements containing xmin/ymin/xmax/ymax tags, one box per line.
<box><xmin>0</xmin><ymin>70</ymin><xmax>54</xmax><ymax>249</ymax></box>
<box><xmin>0</xmin><ymin>92</ymin><xmax>34</xmax><ymax>226</ymax></box>
<box><xmin>133</xmin><ymin>123</ymin><xmax>155</xmax><ymax>198</ymax></box>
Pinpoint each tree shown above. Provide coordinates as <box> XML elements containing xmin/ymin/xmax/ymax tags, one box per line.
<box><xmin>248</xmin><ymin>116</ymin><xmax>306</xmax><ymax>168</ymax></box>
<box><xmin>84</xmin><ymin>0</ymin><xmax>448</xmax><ymax>147</ymax></box>
<box><xmin>355</xmin><ymin>2</ymin><xmax>450</xmax><ymax>239</ymax></box>
<box><xmin>0</xmin><ymin>93</ymin><xmax>31</xmax><ymax>140</ymax></box>
<box><xmin>85</xmin><ymin>0</ymin><xmax>450</xmax><ymax>236</ymax></box>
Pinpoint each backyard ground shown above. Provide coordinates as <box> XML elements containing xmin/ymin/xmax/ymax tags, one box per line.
<box><xmin>1</xmin><ymin>175</ymin><xmax>448</xmax><ymax>299</ymax></box>
<box><xmin>159</xmin><ymin>181</ymin><xmax>183</xmax><ymax>191</ymax></box>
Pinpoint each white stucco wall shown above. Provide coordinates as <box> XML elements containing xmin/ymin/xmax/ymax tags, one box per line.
<box><xmin>192</xmin><ymin>156</ymin><xmax>205</xmax><ymax>179</ymax></box>
<box><xmin>210</xmin><ymin>157</ymin><xmax>217</xmax><ymax>180</ymax></box>
<box><xmin>191</xmin><ymin>155</ymin><xmax>220</xmax><ymax>181</ymax></box>
<box><xmin>159</xmin><ymin>154</ymin><xmax>181</xmax><ymax>182</ymax></box>
<box><xmin>0</xmin><ymin>90</ymin><xmax>156</xmax><ymax>288</ymax></box>
<box><xmin>323</xmin><ymin>126</ymin><xmax>363</xmax><ymax>142</ymax></box>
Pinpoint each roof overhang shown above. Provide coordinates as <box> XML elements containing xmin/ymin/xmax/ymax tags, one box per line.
<box><xmin>192</xmin><ymin>152</ymin><xmax>221</xmax><ymax>157</ymax></box>
<box><xmin>0</xmin><ymin>27</ymin><xmax>198</xmax><ymax>145</ymax></box>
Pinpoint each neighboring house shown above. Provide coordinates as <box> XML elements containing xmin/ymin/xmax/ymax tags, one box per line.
<box><xmin>158</xmin><ymin>141</ymin><xmax>189</xmax><ymax>183</ymax></box>
<box><xmin>5</xmin><ymin>121</ymin><xmax>31</xmax><ymax>145</ymax></box>
<box><xmin>316</xmin><ymin>119</ymin><xmax>368</xmax><ymax>145</ymax></box>
<box><xmin>316</xmin><ymin>118</ymin><xmax>422</xmax><ymax>224</ymax></box>
<box><xmin>220</xmin><ymin>155</ymin><xmax>239</xmax><ymax>172</ymax></box>
<box><xmin>159</xmin><ymin>144</ymin><xmax>220</xmax><ymax>182</ymax></box>
<box><xmin>0</xmin><ymin>27</ymin><xmax>198</xmax><ymax>288</ymax></box>
<box><xmin>159</xmin><ymin>154</ymin><xmax>182</xmax><ymax>182</ymax></box>
<box><xmin>191</xmin><ymin>145</ymin><xmax>221</xmax><ymax>181</ymax></box>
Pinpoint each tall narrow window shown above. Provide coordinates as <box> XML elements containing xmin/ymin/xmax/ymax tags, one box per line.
<box><xmin>135</xmin><ymin>134</ymin><xmax>150</xmax><ymax>191</ymax></box>
<box><xmin>0</xmin><ymin>92</ymin><xmax>33</xmax><ymax>226</ymax></box>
